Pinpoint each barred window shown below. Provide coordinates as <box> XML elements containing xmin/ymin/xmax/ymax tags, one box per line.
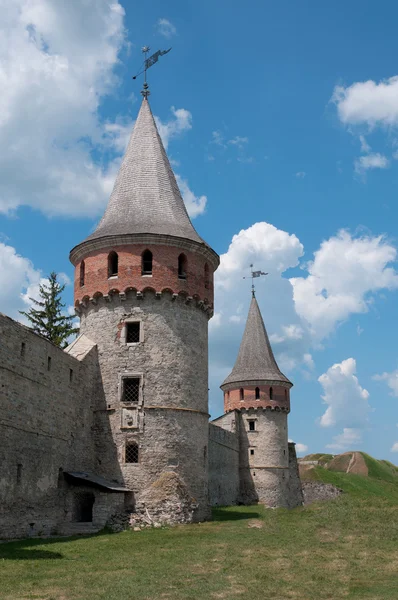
<box><xmin>126</xmin><ymin>322</ymin><xmax>140</xmax><ymax>343</ymax></box>
<box><xmin>123</xmin><ymin>378</ymin><xmax>140</xmax><ymax>403</ymax></box>
<box><xmin>125</xmin><ymin>442</ymin><xmax>139</xmax><ymax>463</ymax></box>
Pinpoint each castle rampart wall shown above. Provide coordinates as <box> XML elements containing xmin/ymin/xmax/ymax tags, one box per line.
<box><xmin>208</xmin><ymin>413</ymin><xmax>240</xmax><ymax>506</ymax></box>
<box><xmin>0</xmin><ymin>314</ymin><xmax>104</xmax><ymax>539</ymax></box>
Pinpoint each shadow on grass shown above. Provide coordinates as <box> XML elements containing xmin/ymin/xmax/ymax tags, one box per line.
<box><xmin>212</xmin><ymin>507</ymin><xmax>262</xmax><ymax>521</ymax></box>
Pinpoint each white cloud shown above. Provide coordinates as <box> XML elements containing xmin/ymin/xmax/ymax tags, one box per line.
<box><xmin>295</xmin><ymin>171</ymin><xmax>306</xmax><ymax>179</ymax></box>
<box><xmin>354</xmin><ymin>153</ymin><xmax>390</xmax><ymax>175</ymax></box>
<box><xmin>175</xmin><ymin>175</ymin><xmax>206</xmax><ymax>218</ymax></box>
<box><xmin>0</xmin><ymin>0</ymin><xmax>126</xmax><ymax>218</ymax></box>
<box><xmin>359</xmin><ymin>135</ymin><xmax>371</xmax><ymax>153</ymax></box>
<box><xmin>0</xmin><ymin>242</ymin><xmax>42</xmax><ymax>320</ymax></box>
<box><xmin>211</xmin><ymin>130</ymin><xmax>226</xmax><ymax>147</ymax></box>
<box><xmin>391</xmin><ymin>442</ymin><xmax>398</xmax><ymax>452</ymax></box>
<box><xmin>332</xmin><ymin>76</ymin><xmax>398</xmax><ymax>128</ymax></box>
<box><xmin>228</xmin><ymin>136</ymin><xmax>248</xmax><ymax>148</ymax></box>
<box><xmin>290</xmin><ymin>230</ymin><xmax>398</xmax><ymax>339</ymax></box>
<box><xmin>303</xmin><ymin>353</ymin><xmax>315</xmax><ymax>370</ymax></box>
<box><xmin>155</xmin><ymin>107</ymin><xmax>192</xmax><ymax>150</ymax></box>
<box><xmin>156</xmin><ymin>18</ymin><xmax>176</xmax><ymax>39</ymax></box>
<box><xmin>318</xmin><ymin>358</ymin><xmax>370</xmax><ymax>429</ymax></box>
<box><xmin>373</xmin><ymin>368</ymin><xmax>398</xmax><ymax>397</ymax></box>
<box><xmin>326</xmin><ymin>428</ymin><xmax>362</xmax><ymax>451</ymax></box>
<box><xmin>289</xmin><ymin>440</ymin><xmax>308</xmax><ymax>455</ymax></box>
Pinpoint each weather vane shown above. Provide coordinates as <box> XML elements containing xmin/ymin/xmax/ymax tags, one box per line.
<box><xmin>243</xmin><ymin>264</ymin><xmax>268</xmax><ymax>297</ymax></box>
<box><xmin>132</xmin><ymin>46</ymin><xmax>172</xmax><ymax>98</ymax></box>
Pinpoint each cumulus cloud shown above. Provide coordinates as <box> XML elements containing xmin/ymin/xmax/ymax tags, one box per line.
<box><xmin>155</xmin><ymin>108</ymin><xmax>192</xmax><ymax>150</ymax></box>
<box><xmin>354</xmin><ymin>153</ymin><xmax>390</xmax><ymax>175</ymax></box>
<box><xmin>318</xmin><ymin>358</ymin><xmax>370</xmax><ymax>429</ymax></box>
<box><xmin>373</xmin><ymin>368</ymin><xmax>398</xmax><ymax>397</ymax></box>
<box><xmin>156</xmin><ymin>18</ymin><xmax>176</xmax><ymax>38</ymax></box>
<box><xmin>391</xmin><ymin>442</ymin><xmax>398</xmax><ymax>452</ymax></box>
<box><xmin>0</xmin><ymin>242</ymin><xmax>42</xmax><ymax>320</ymax></box>
<box><xmin>175</xmin><ymin>175</ymin><xmax>207</xmax><ymax>218</ymax></box>
<box><xmin>0</xmin><ymin>0</ymin><xmax>126</xmax><ymax>217</ymax></box>
<box><xmin>332</xmin><ymin>76</ymin><xmax>398</xmax><ymax>128</ymax></box>
<box><xmin>291</xmin><ymin>230</ymin><xmax>398</xmax><ymax>340</ymax></box>
<box><xmin>326</xmin><ymin>428</ymin><xmax>362</xmax><ymax>451</ymax></box>
<box><xmin>289</xmin><ymin>440</ymin><xmax>308</xmax><ymax>455</ymax></box>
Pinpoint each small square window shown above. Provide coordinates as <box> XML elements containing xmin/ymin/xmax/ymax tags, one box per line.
<box><xmin>125</xmin><ymin>442</ymin><xmax>139</xmax><ymax>463</ymax></box>
<box><xmin>123</xmin><ymin>378</ymin><xmax>140</xmax><ymax>403</ymax></box>
<box><xmin>126</xmin><ymin>322</ymin><xmax>140</xmax><ymax>344</ymax></box>
<box><xmin>248</xmin><ymin>420</ymin><xmax>255</xmax><ymax>432</ymax></box>
<box><xmin>250</xmin><ymin>449</ymin><xmax>255</xmax><ymax>456</ymax></box>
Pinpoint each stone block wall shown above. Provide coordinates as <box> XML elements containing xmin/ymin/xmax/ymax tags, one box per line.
<box><xmin>208</xmin><ymin>413</ymin><xmax>240</xmax><ymax>506</ymax></box>
<box><xmin>0</xmin><ymin>314</ymin><xmax>102</xmax><ymax>539</ymax></box>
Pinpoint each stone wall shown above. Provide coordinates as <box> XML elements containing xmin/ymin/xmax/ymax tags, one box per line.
<box><xmin>208</xmin><ymin>413</ymin><xmax>240</xmax><ymax>506</ymax></box>
<box><xmin>287</xmin><ymin>442</ymin><xmax>304</xmax><ymax>508</ymax></box>
<box><xmin>0</xmin><ymin>314</ymin><xmax>111</xmax><ymax>539</ymax></box>
<box><xmin>79</xmin><ymin>291</ymin><xmax>211</xmax><ymax>521</ymax></box>
<box><xmin>239</xmin><ymin>408</ymin><xmax>289</xmax><ymax>507</ymax></box>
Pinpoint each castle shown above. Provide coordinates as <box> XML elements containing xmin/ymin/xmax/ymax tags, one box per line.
<box><xmin>0</xmin><ymin>93</ymin><xmax>303</xmax><ymax>539</ymax></box>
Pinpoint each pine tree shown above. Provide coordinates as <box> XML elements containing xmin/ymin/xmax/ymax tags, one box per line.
<box><xmin>20</xmin><ymin>272</ymin><xmax>79</xmax><ymax>348</ymax></box>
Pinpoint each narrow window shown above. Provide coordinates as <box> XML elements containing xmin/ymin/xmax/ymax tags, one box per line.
<box><xmin>47</xmin><ymin>356</ymin><xmax>52</xmax><ymax>371</ymax></box>
<box><xmin>123</xmin><ymin>378</ymin><xmax>140</xmax><ymax>403</ymax></box>
<box><xmin>240</xmin><ymin>388</ymin><xmax>244</xmax><ymax>401</ymax></box>
<box><xmin>20</xmin><ymin>342</ymin><xmax>26</xmax><ymax>358</ymax></box>
<box><xmin>204</xmin><ymin>263</ymin><xmax>210</xmax><ymax>289</ymax></box>
<box><xmin>255</xmin><ymin>387</ymin><xmax>260</xmax><ymax>400</ymax></box>
<box><xmin>69</xmin><ymin>369</ymin><xmax>73</xmax><ymax>383</ymax></box>
<box><xmin>16</xmin><ymin>464</ymin><xmax>22</xmax><ymax>485</ymax></box>
<box><xmin>108</xmin><ymin>251</ymin><xmax>118</xmax><ymax>277</ymax></box>
<box><xmin>141</xmin><ymin>249</ymin><xmax>153</xmax><ymax>275</ymax></box>
<box><xmin>269</xmin><ymin>386</ymin><xmax>273</xmax><ymax>400</ymax></box>
<box><xmin>178</xmin><ymin>253</ymin><xmax>187</xmax><ymax>279</ymax></box>
<box><xmin>80</xmin><ymin>260</ymin><xmax>85</xmax><ymax>287</ymax></box>
<box><xmin>125</xmin><ymin>442</ymin><xmax>139</xmax><ymax>463</ymax></box>
<box><xmin>285</xmin><ymin>389</ymin><xmax>288</xmax><ymax>400</ymax></box>
<box><xmin>250</xmin><ymin>449</ymin><xmax>255</xmax><ymax>456</ymax></box>
<box><xmin>126</xmin><ymin>322</ymin><xmax>140</xmax><ymax>343</ymax></box>
<box><xmin>249</xmin><ymin>420</ymin><xmax>255</xmax><ymax>432</ymax></box>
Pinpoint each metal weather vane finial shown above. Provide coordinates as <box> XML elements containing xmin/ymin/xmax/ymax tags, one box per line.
<box><xmin>243</xmin><ymin>264</ymin><xmax>268</xmax><ymax>297</ymax></box>
<box><xmin>132</xmin><ymin>46</ymin><xmax>172</xmax><ymax>98</ymax></box>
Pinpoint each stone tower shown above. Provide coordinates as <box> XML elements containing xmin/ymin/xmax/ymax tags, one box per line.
<box><xmin>220</xmin><ymin>293</ymin><xmax>293</xmax><ymax>507</ymax></box>
<box><xmin>69</xmin><ymin>96</ymin><xmax>219</xmax><ymax>521</ymax></box>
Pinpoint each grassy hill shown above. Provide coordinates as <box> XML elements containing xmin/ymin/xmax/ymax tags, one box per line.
<box><xmin>2</xmin><ymin>458</ymin><xmax>398</xmax><ymax>600</ymax></box>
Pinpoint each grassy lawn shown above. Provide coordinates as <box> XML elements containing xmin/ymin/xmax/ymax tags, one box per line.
<box><xmin>2</xmin><ymin>471</ymin><xmax>398</xmax><ymax>600</ymax></box>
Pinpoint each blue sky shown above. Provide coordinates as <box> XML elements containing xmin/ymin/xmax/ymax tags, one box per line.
<box><xmin>1</xmin><ymin>0</ymin><xmax>398</xmax><ymax>459</ymax></box>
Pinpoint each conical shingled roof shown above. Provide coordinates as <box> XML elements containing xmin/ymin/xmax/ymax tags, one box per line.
<box><xmin>222</xmin><ymin>295</ymin><xmax>292</xmax><ymax>387</ymax></box>
<box><xmin>83</xmin><ymin>98</ymin><xmax>206</xmax><ymax>246</ymax></box>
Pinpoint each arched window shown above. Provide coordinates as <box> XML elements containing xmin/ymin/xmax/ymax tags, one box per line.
<box><xmin>204</xmin><ymin>263</ymin><xmax>210</xmax><ymax>289</ymax></box>
<box><xmin>255</xmin><ymin>387</ymin><xmax>260</xmax><ymax>400</ymax></box>
<box><xmin>269</xmin><ymin>387</ymin><xmax>273</xmax><ymax>400</ymax></box>
<box><xmin>142</xmin><ymin>249</ymin><xmax>153</xmax><ymax>275</ymax></box>
<box><xmin>178</xmin><ymin>253</ymin><xmax>188</xmax><ymax>279</ymax></box>
<box><xmin>240</xmin><ymin>388</ymin><xmax>244</xmax><ymax>401</ymax></box>
<box><xmin>80</xmin><ymin>260</ymin><xmax>85</xmax><ymax>287</ymax></box>
<box><xmin>108</xmin><ymin>251</ymin><xmax>118</xmax><ymax>277</ymax></box>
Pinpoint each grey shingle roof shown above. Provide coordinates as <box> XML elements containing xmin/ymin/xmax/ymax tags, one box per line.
<box><xmin>222</xmin><ymin>295</ymin><xmax>291</xmax><ymax>387</ymax></box>
<box><xmin>83</xmin><ymin>98</ymin><xmax>206</xmax><ymax>246</ymax></box>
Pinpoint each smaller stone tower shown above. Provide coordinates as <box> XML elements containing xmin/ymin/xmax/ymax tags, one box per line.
<box><xmin>220</xmin><ymin>293</ymin><xmax>293</xmax><ymax>507</ymax></box>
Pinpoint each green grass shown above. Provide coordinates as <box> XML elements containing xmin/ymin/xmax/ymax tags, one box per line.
<box><xmin>360</xmin><ymin>452</ymin><xmax>398</xmax><ymax>482</ymax></box>
<box><xmin>2</xmin><ymin>470</ymin><xmax>398</xmax><ymax>600</ymax></box>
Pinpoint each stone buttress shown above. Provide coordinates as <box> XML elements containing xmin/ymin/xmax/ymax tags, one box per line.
<box><xmin>70</xmin><ymin>97</ymin><xmax>219</xmax><ymax>521</ymax></box>
<box><xmin>220</xmin><ymin>294</ymin><xmax>302</xmax><ymax>508</ymax></box>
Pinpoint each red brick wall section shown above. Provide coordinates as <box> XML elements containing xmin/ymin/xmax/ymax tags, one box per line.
<box><xmin>224</xmin><ymin>385</ymin><xmax>290</xmax><ymax>413</ymax></box>
<box><xmin>74</xmin><ymin>244</ymin><xmax>214</xmax><ymax>307</ymax></box>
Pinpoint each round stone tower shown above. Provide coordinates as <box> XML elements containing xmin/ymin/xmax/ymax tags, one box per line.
<box><xmin>220</xmin><ymin>293</ymin><xmax>292</xmax><ymax>507</ymax></box>
<box><xmin>70</xmin><ymin>96</ymin><xmax>219</xmax><ymax>521</ymax></box>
